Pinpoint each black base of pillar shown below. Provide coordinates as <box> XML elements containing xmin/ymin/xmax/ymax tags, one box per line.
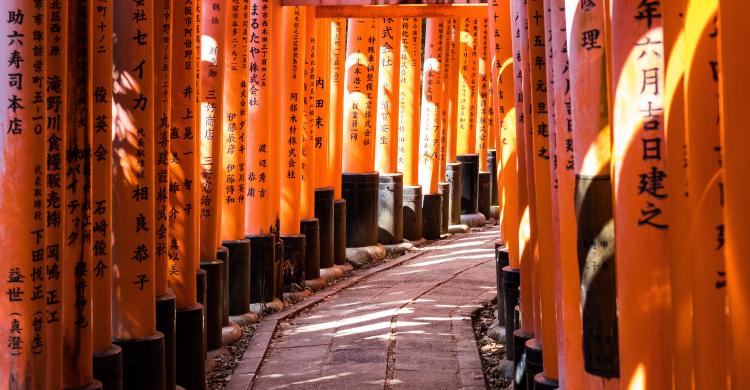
<box><xmin>199</xmin><ymin>260</ymin><xmax>224</xmax><ymax>351</ymax></box>
<box><xmin>504</xmin><ymin>267</ymin><xmax>521</xmax><ymax>360</ymax></box>
<box><xmin>175</xmin><ymin>304</ymin><xmax>206</xmax><ymax>390</ymax></box>
<box><xmin>93</xmin><ymin>344</ymin><xmax>123</xmax><ymax>390</ymax></box>
<box><xmin>342</xmin><ymin>172</ymin><xmax>380</xmax><ymax>247</ymax></box>
<box><xmin>456</xmin><ymin>154</ymin><xmax>479</xmax><ymax>214</ymax></box>
<box><xmin>422</xmin><ymin>193</ymin><xmax>442</xmax><ymax>240</ymax></box>
<box><xmin>155</xmin><ymin>293</ymin><xmax>175</xmax><ymax>390</ymax></box>
<box><xmin>315</xmin><ymin>187</ymin><xmax>335</xmax><ymax>268</ymax></box>
<box><xmin>525</xmin><ymin>339</ymin><xmax>544</xmax><ymax>390</ymax></box>
<box><xmin>403</xmin><ymin>185</ymin><xmax>423</xmax><ymax>241</ymax></box>
<box><xmin>196</xmin><ymin>269</ymin><xmax>207</xmax><ymax>317</ymax></box>
<box><xmin>533</xmin><ymin>373</ymin><xmax>559</xmax><ymax>390</ymax></box>
<box><xmin>223</xmin><ymin>239</ymin><xmax>251</xmax><ymax>315</ymax></box>
<box><xmin>281</xmin><ymin>234</ymin><xmax>306</xmax><ymax>291</ymax></box>
<box><xmin>247</xmin><ymin>235</ymin><xmax>274</xmax><ymax>304</ymax></box>
<box><xmin>512</xmin><ymin>330</ymin><xmax>533</xmax><ymax>390</ymax></box>
<box><xmin>478</xmin><ymin>171</ymin><xmax>492</xmax><ymax>218</ymax></box>
<box><xmin>300</xmin><ymin>218</ymin><xmax>320</xmax><ymax>280</ymax></box>
<box><xmin>488</xmin><ymin>149</ymin><xmax>499</xmax><ymax>206</ymax></box>
<box><xmin>445</xmin><ymin>162</ymin><xmax>463</xmax><ymax>225</ymax></box>
<box><xmin>333</xmin><ymin>199</ymin><xmax>347</xmax><ymax>265</ymax></box>
<box><xmin>378</xmin><ymin>173</ymin><xmax>404</xmax><ymax>245</ymax></box>
<box><xmin>216</xmin><ymin>247</ymin><xmax>229</xmax><ymax>326</ymax></box>
<box><xmin>113</xmin><ymin>333</ymin><xmax>166</xmax><ymax>390</ymax></box>
<box><xmin>439</xmin><ymin>182</ymin><xmax>450</xmax><ymax>234</ymax></box>
<box><xmin>495</xmin><ymin>245</ymin><xmax>509</xmax><ymax>326</ymax></box>
<box><xmin>274</xmin><ymin>239</ymin><xmax>284</xmax><ymax>300</ymax></box>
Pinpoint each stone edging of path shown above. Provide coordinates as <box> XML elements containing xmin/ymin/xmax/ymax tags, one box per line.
<box><xmin>228</xmin><ymin>233</ymin><xmax>475</xmax><ymax>390</ymax></box>
<box><xmin>455</xmin><ymin>290</ymin><xmax>500</xmax><ymax>389</ymax></box>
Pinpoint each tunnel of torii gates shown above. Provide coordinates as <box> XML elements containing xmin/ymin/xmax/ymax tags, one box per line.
<box><xmin>2</xmin><ymin>0</ymin><xmax>750</xmax><ymax>389</ymax></box>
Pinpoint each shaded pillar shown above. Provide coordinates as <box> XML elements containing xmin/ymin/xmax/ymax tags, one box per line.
<box><xmin>301</xmin><ymin>11</ymin><xmax>320</xmax><ymax>281</ymax></box>
<box><xmin>445</xmin><ymin>162</ymin><xmax>463</xmax><ymax>225</ymax></box>
<box><xmin>329</xmin><ymin>18</ymin><xmax>347</xmax><ymax>263</ymax></box>
<box><xmin>378</xmin><ymin>173</ymin><xmax>404</xmax><ymax>244</ymax></box>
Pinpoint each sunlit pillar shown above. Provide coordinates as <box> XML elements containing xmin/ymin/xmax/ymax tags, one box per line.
<box><xmin>475</xmin><ymin>18</ymin><xmax>489</xmax><ymax>170</ymax></box>
<box><xmin>397</xmin><ymin>17</ymin><xmax>422</xmax><ymax>186</ymax></box>
<box><xmin>717</xmin><ymin>1</ymin><xmax>750</xmax><ymax>388</ymax></box>
<box><xmin>329</xmin><ymin>18</ymin><xmax>347</xmax><ymax>263</ymax></box>
<box><xmin>0</xmin><ymin>1</ymin><xmax>47</xmax><ymax>387</ymax></box>
<box><xmin>609</xmin><ymin>1</ymin><xmax>673</xmax><ymax>388</ymax></box>
<box><xmin>446</xmin><ymin>18</ymin><xmax>459</xmax><ymax>164</ymax></box>
<box><xmin>112</xmin><ymin>0</ymin><xmax>166</xmax><ymax>386</ymax></box>
<box><xmin>456</xmin><ymin>17</ymin><xmax>477</xmax><ymax>156</ymax></box>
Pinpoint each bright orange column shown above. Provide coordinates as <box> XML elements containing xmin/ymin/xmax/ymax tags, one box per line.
<box><xmin>329</xmin><ymin>18</ymin><xmax>346</xmax><ymax>197</ymax></box>
<box><xmin>314</xmin><ymin>19</ymin><xmax>332</xmax><ymax>189</ymax></box>
<box><xmin>342</xmin><ymin>18</ymin><xmax>379</xmax><ymax>174</ymax></box>
<box><xmin>397</xmin><ymin>17</ymin><xmax>422</xmax><ymax>185</ymax></box>
<box><xmin>718</xmin><ymin>2</ymin><xmax>750</xmax><ymax>388</ymax></box>
<box><xmin>301</xmin><ymin>9</ymin><xmax>316</xmax><ymax>220</ymax></box>
<box><xmin>418</xmin><ymin>18</ymin><xmax>444</xmax><ymax>194</ymax></box>
<box><xmin>221</xmin><ymin>0</ymin><xmax>249</xmax><ymax>240</ymax></box>
<box><xmin>246</xmin><ymin>0</ymin><xmax>280</xmax><ymax>236</ymax></box>
<box><xmin>279</xmin><ymin>5</ymin><xmax>306</xmax><ymax>234</ymax></box>
<box><xmin>475</xmin><ymin>18</ymin><xmax>489</xmax><ymax>169</ymax></box>
<box><xmin>684</xmin><ymin>0</ymin><xmax>727</xmax><ymax>388</ymax></box>
<box><xmin>91</xmin><ymin>0</ymin><xmax>115</xmax><ymax>359</ymax></box>
<box><xmin>439</xmin><ymin>18</ymin><xmax>453</xmax><ymax>180</ymax></box>
<box><xmin>446</xmin><ymin>18</ymin><xmax>460</xmax><ymax>163</ymax></box>
<box><xmin>200</xmin><ymin>0</ymin><xmax>225</xmax><ymax>258</ymax></box>
<box><xmin>45</xmin><ymin>1</ymin><xmax>67</xmax><ymax>387</ymax></box>
<box><xmin>456</xmin><ymin>17</ymin><xmax>478</xmax><ymax>156</ymax></box>
<box><xmin>609</xmin><ymin>1</ymin><xmax>673</xmax><ymax>388</ymax></box>
<box><xmin>112</xmin><ymin>0</ymin><xmax>157</xmax><ymax>341</ymax></box>
<box><xmin>375</xmin><ymin>17</ymin><xmax>401</xmax><ymax>174</ymax></box>
<box><xmin>0</xmin><ymin>1</ymin><xmax>47</xmax><ymax>387</ymax></box>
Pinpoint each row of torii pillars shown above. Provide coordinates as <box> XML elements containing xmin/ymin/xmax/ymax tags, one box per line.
<box><xmin>3</xmin><ymin>0</ymin><xmax>750</xmax><ymax>390</ymax></box>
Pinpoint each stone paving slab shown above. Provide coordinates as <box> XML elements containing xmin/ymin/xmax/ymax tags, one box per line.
<box><xmin>227</xmin><ymin>229</ymin><xmax>500</xmax><ymax>390</ymax></box>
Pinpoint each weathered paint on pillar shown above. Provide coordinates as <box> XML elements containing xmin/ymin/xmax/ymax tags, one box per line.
<box><xmin>314</xmin><ymin>18</ymin><xmax>332</xmax><ymax>189</ymax></box>
<box><xmin>0</xmin><ymin>1</ymin><xmax>47</xmax><ymax>387</ymax></box>
<box><xmin>526</xmin><ymin>0</ymin><xmax>558</xmax><ymax>379</ymax></box>
<box><xmin>718</xmin><ymin>2</ymin><xmax>750</xmax><ymax>388</ymax></box>
<box><xmin>418</xmin><ymin>19</ymin><xmax>444</xmax><ymax>194</ymax></box>
<box><xmin>169</xmin><ymin>0</ymin><xmax>201</xmax><ymax>309</ymax></box>
<box><xmin>662</xmin><ymin>0</ymin><xmax>693</xmax><ymax>387</ymax></box>
<box><xmin>684</xmin><ymin>1</ymin><xmax>727</xmax><ymax>387</ymax></box>
<box><xmin>375</xmin><ymin>17</ymin><xmax>401</xmax><ymax>174</ymax></box>
<box><xmin>342</xmin><ymin>18</ymin><xmax>380</xmax><ymax>174</ymax></box>
<box><xmin>46</xmin><ymin>1</ymin><xmax>66</xmax><ymax>386</ymax></box>
<box><xmin>329</xmin><ymin>18</ymin><xmax>346</xmax><ymax>197</ymax></box>
<box><xmin>91</xmin><ymin>0</ymin><xmax>114</xmax><ymax>355</ymax></box>
<box><xmin>246</xmin><ymin>0</ymin><xmax>280</xmax><ymax>236</ymax></box>
<box><xmin>200</xmin><ymin>0</ymin><xmax>225</xmax><ymax>257</ymax></box>
<box><xmin>475</xmin><ymin>18</ymin><xmax>489</xmax><ymax>170</ymax></box>
<box><xmin>279</xmin><ymin>6</ymin><xmax>306</xmax><ymax>234</ymax></box>
<box><xmin>221</xmin><ymin>0</ymin><xmax>249</xmax><ymax>240</ymax></box>
<box><xmin>609</xmin><ymin>1</ymin><xmax>673</xmax><ymax>388</ymax></box>
<box><xmin>301</xmin><ymin>9</ymin><xmax>316</xmax><ymax>220</ymax></box>
<box><xmin>456</xmin><ymin>17</ymin><xmax>478</xmax><ymax>156</ymax></box>
<box><xmin>112</xmin><ymin>0</ymin><xmax>157</xmax><ymax>339</ymax></box>
<box><xmin>397</xmin><ymin>17</ymin><xmax>421</xmax><ymax>185</ymax></box>
<box><xmin>446</xmin><ymin>18</ymin><xmax>460</xmax><ymax>163</ymax></box>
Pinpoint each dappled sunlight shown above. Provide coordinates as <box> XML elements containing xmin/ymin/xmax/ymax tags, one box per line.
<box><xmin>335</xmin><ymin>320</ymin><xmax>427</xmax><ymax>336</ymax></box>
<box><xmin>293</xmin><ymin>307</ymin><xmax>414</xmax><ymax>334</ymax></box>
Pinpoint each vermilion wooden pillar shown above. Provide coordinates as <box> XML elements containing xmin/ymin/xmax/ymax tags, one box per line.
<box><xmin>418</xmin><ymin>19</ymin><xmax>444</xmax><ymax>196</ymax></box>
<box><xmin>0</xmin><ymin>1</ymin><xmax>47</xmax><ymax>387</ymax></box>
<box><xmin>375</xmin><ymin>17</ymin><xmax>401</xmax><ymax>174</ymax></box>
<box><xmin>397</xmin><ymin>17</ymin><xmax>422</xmax><ymax>186</ymax></box>
<box><xmin>456</xmin><ymin>17</ymin><xmax>477</xmax><ymax>156</ymax></box>
<box><xmin>475</xmin><ymin>18</ymin><xmax>489</xmax><ymax>170</ymax></box>
<box><xmin>446</xmin><ymin>18</ymin><xmax>459</xmax><ymax>164</ymax></box>
<box><xmin>329</xmin><ymin>18</ymin><xmax>346</xmax><ymax>200</ymax></box>
<box><xmin>301</xmin><ymin>9</ymin><xmax>317</xmax><ymax>222</ymax></box>
<box><xmin>314</xmin><ymin>19</ymin><xmax>332</xmax><ymax>190</ymax></box>
<box><xmin>609</xmin><ymin>1</ymin><xmax>673</xmax><ymax>388</ymax></box>
<box><xmin>718</xmin><ymin>2</ymin><xmax>750</xmax><ymax>388</ymax></box>
<box><xmin>439</xmin><ymin>18</ymin><xmax>453</xmax><ymax>181</ymax></box>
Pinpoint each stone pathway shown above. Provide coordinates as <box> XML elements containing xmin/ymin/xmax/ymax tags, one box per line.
<box><xmin>229</xmin><ymin>229</ymin><xmax>499</xmax><ymax>390</ymax></box>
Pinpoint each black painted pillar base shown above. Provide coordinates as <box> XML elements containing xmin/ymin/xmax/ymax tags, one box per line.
<box><xmin>155</xmin><ymin>292</ymin><xmax>175</xmax><ymax>390</ymax></box>
<box><xmin>175</xmin><ymin>304</ymin><xmax>206</xmax><ymax>390</ymax></box>
<box><xmin>456</xmin><ymin>154</ymin><xmax>479</xmax><ymax>215</ymax></box>
<box><xmin>333</xmin><ymin>199</ymin><xmax>347</xmax><ymax>265</ymax></box>
<box><xmin>281</xmin><ymin>234</ymin><xmax>306</xmax><ymax>291</ymax></box>
<box><xmin>113</xmin><ymin>333</ymin><xmax>166</xmax><ymax>390</ymax></box>
<box><xmin>216</xmin><ymin>247</ymin><xmax>229</xmax><ymax>326</ymax></box>
<box><xmin>223</xmin><ymin>239</ymin><xmax>251</xmax><ymax>315</ymax></box>
<box><xmin>378</xmin><ymin>173</ymin><xmax>404</xmax><ymax>245</ymax></box>
<box><xmin>342</xmin><ymin>172</ymin><xmax>380</xmax><ymax>247</ymax></box>
<box><xmin>504</xmin><ymin>267</ymin><xmax>521</xmax><ymax>360</ymax></box>
<box><xmin>533</xmin><ymin>373</ymin><xmax>559</xmax><ymax>390</ymax></box>
<box><xmin>445</xmin><ymin>162</ymin><xmax>463</xmax><ymax>225</ymax></box>
<box><xmin>199</xmin><ymin>260</ymin><xmax>224</xmax><ymax>351</ymax></box>
<box><xmin>274</xmin><ymin>239</ymin><xmax>284</xmax><ymax>300</ymax></box>
<box><xmin>247</xmin><ymin>235</ymin><xmax>274</xmax><ymax>304</ymax></box>
<box><xmin>403</xmin><ymin>185</ymin><xmax>423</xmax><ymax>241</ymax></box>
<box><xmin>439</xmin><ymin>182</ymin><xmax>450</xmax><ymax>235</ymax></box>
<box><xmin>525</xmin><ymin>339</ymin><xmax>544</xmax><ymax>390</ymax></box>
<box><xmin>315</xmin><ymin>187</ymin><xmax>335</xmax><ymax>268</ymax></box>
<box><xmin>300</xmin><ymin>218</ymin><xmax>320</xmax><ymax>280</ymax></box>
<box><xmin>93</xmin><ymin>344</ymin><xmax>123</xmax><ymax>390</ymax></box>
<box><xmin>488</xmin><ymin>149</ymin><xmax>499</xmax><ymax>206</ymax></box>
<box><xmin>495</xmin><ymin>244</ymin><xmax>509</xmax><ymax>326</ymax></box>
<box><xmin>422</xmin><ymin>193</ymin><xmax>442</xmax><ymax>240</ymax></box>
<box><xmin>478</xmin><ymin>171</ymin><xmax>492</xmax><ymax>218</ymax></box>
<box><xmin>512</xmin><ymin>330</ymin><xmax>533</xmax><ymax>390</ymax></box>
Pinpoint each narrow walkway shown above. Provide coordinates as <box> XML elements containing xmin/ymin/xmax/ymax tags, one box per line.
<box><xmin>232</xmin><ymin>229</ymin><xmax>499</xmax><ymax>390</ymax></box>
